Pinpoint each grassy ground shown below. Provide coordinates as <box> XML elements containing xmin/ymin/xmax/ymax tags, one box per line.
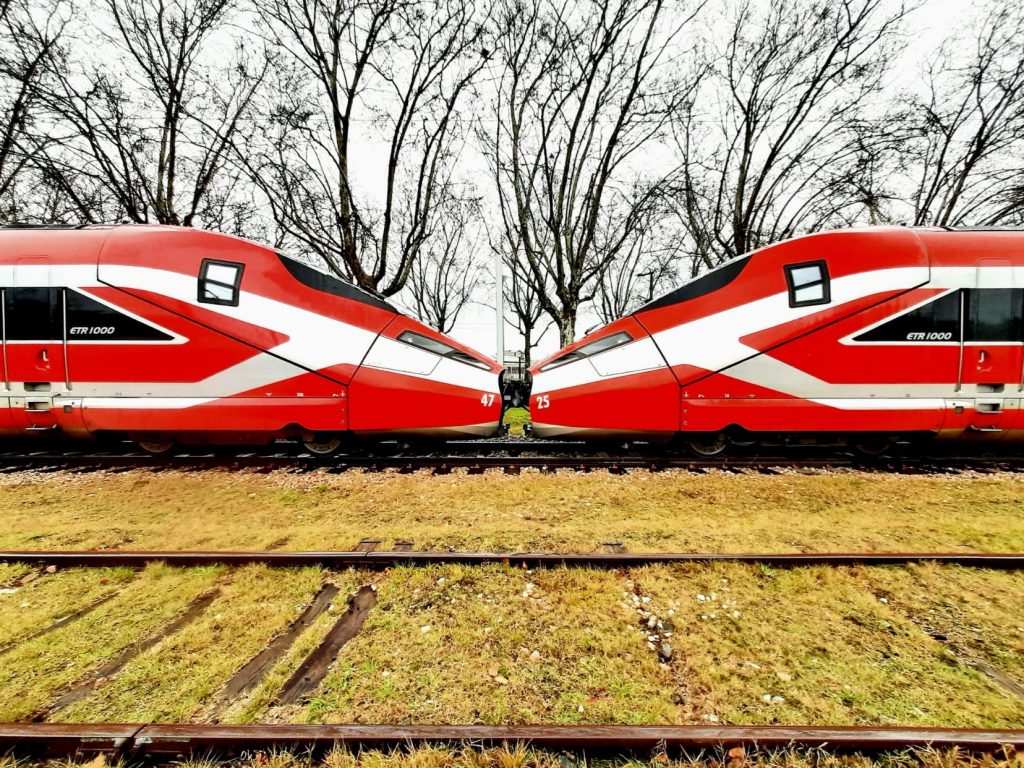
<box><xmin>54</xmin><ymin>565</ymin><xmax>329</xmax><ymax>723</ymax></box>
<box><xmin>0</xmin><ymin>468</ymin><xmax>1021</xmax><ymax>730</ymax></box>
<box><xmin>296</xmin><ymin>565</ymin><xmax>675</xmax><ymax>725</ymax></box>
<box><xmin>634</xmin><ymin>563</ymin><xmax>1023</xmax><ymax>727</ymax></box>
<box><xmin>0</xmin><ymin>567</ymin><xmax>136</xmax><ymax>650</ymax></box>
<box><xmin>860</xmin><ymin>563</ymin><xmax>1024</xmax><ymax>697</ymax></box>
<box><xmin>0</xmin><ymin>564</ymin><xmax>222</xmax><ymax>721</ymax></box>
<box><xmin>0</xmin><ymin>562</ymin><xmax>1021</xmax><ymax>727</ymax></box>
<box><xmin>1</xmin><ymin>468</ymin><xmax>1022</xmax><ymax>553</ymax></box>
<box><xmin>2</xmin><ymin>745</ymin><xmax>1023</xmax><ymax>768</ymax></box>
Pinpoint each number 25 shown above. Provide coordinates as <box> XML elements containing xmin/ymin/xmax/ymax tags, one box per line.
<box><xmin>536</xmin><ymin>395</ymin><xmax>550</xmax><ymax>409</ymax></box>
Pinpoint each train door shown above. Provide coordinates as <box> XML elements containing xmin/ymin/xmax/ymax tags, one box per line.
<box><xmin>5</xmin><ymin>257</ymin><xmax>68</xmax><ymax>432</ymax></box>
<box><xmin>958</xmin><ymin>260</ymin><xmax>1023</xmax><ymax>432</ymax></box>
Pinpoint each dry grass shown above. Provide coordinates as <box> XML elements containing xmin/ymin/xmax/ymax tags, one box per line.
<box><xmin>294</xmin><ymin>565</ymin><xmax>678</xmax><ymax>725</ymax></box>
<box><xmin>0</xmin><ymin>468</ymin><xmax>1022</xmax><ymax>553</ymax></box>
<box><xmin>0</xmin><ymin>567</ymin><xmax>136</xmax><ymax>649</ymax></box>
<box><xmin>218</xmin><ymin>573</ymin><xmax>364</xmax><ymax>725</ymax></box>
<box><xmin>0</xmin><ymin>563</ymin><xmax>31</xmax><ymax>587</ymax></box>
<box><xmin>0</xmin><ymin>566</ymin><xmax>1021</xmax><ymax>727</ymax></box>
<box><xmin>3</xmin><ymin>745</ymin><xmax>1022</xmax><ymax>768</ymax></box>
<box><xmin>857</xmin><ymin>564</ymin><xmax>1024</xmax><ymax>697</ymax></box>
<box><xmin>633</xmin><ymin>564</ymin><xmax>1024</xmax><ymax>727</ymax></box>
<box><xmin>53</xmin><ymin>565</ymin><xmax>330</xmax><ymax>723</ymax></box>
<box><xmin>0</xmin><ymin>469</ymin><xmax>1021</xmax><ymax>729</ymax></box>
<box><xmin>0</xmin><ymin>564</ymin><xmax>222</xmax><ymax>721</ymax></box>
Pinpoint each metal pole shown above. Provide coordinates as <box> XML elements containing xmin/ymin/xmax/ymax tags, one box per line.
<box><xmin>495</xmin><ymin>251</ymin><xmax>504</xmax><ymax>365</ymax></box>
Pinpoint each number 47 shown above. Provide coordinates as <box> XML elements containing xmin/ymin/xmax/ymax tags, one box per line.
<box><xmin>480</xmin><ymin>394</ymin><xmax>496</xmax><ymax>407</ymax></box>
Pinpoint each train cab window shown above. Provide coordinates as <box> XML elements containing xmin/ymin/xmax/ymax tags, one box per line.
<box><xmin>198</xmin><ymin>259</ymin><xmax>244</xmax><ymax>306</ymax></box>
<box><xmin>784</xmin><ymin>261</ymin><xmax>830</xmax><ymax>307</ymax></box>
<box><xmin>965</xmin><ymin>288</ymin><xmax>1024</xmax><ymax>342</ymax></box>
<box><xmin>276</xmin><ymin>253</ymin><xmax>396</xmax><ymax>312</ymax></box>
<box><xmin>397</xmin><ymin>330</ymin><xmax>490</xmax><ymax>370</ymax></box>
<box><xmin>3</xmin><ymin>287</ymin><xmax>62</xmax><ymax>340</ymax></box>
<box><xmin>539</xmin><ymin>331</ymin><xmax>633</xmax><ymax>372</ymax></box>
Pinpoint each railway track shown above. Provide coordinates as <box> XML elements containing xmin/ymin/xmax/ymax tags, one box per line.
<box><xmin>1</xmin><ymin>444</ymin><xmax>1023</xmax><ymax>473</ymax></box>
<box><xmin>3</xmin><ymin>548</ymin><xmax>1024</xmax><ymax>569</ymax></box>
<box><xmin>1</xmin><ymin>723</ymin><xmax>1021</xmax><ymax>762</ymax></box>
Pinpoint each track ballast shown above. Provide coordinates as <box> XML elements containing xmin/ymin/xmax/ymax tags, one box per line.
<box><xmin>1</xmin><ymin>441</ymin><xmax>1024</xmax><ymax>474</ymax></box>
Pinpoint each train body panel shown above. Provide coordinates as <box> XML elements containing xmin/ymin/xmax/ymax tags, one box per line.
<box><xmin>530</xmin><ymin>227</ymin><xmax>1024</xmax><ymax>445</ymax></box>
<box><xmin>531</xmin><ymin>317</ymin><xmax>678</xmax><ymax>438</ymax></box>
<box><xmin>0</xmin><ymin>225</ymin><xmax>501</xmax><ymax>446</ymax></box>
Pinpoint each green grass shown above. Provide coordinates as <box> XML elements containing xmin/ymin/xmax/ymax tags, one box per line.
<box><xmin>0</xmin><ymin>567</ymin><xmax>136</xmax><ymax>649</ymax></box>
<box><xmin>633</xmin><ymin>563</ymin><xmax>1024</xmax><ymax>727</ymax></box>
<box><xmin>502</xmin><ymin>407</ymin><xmax>531</xmax><ymax>436</ymax></box>
<box><xmin>0</xmin><ymin>564</ymin><xmax>223</xmax><ymax>721</ymax></box>
<box><xmin>0</xmin><ymin>563</ymin><xmax>1021</xmax><ymax>726</ymax></box>
<box><xmin>55</xmin><ymin>565</ymin><xmax>327</xmax><ymax>723</ymax></box>
<box><xmin>299</xmin><ymin>565</ymin><xmax>677</xmax><ymax>725</ymax></box>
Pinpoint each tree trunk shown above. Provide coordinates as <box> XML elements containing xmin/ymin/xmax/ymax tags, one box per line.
<box><xmin>558</xmin><ymin>309</ymin><xmax>576</xmax><ymax>347</ymax></box>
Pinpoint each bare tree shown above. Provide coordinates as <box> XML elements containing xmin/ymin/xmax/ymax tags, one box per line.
<box><xmin>672</xmin><ymin>0</ymin><xmax>909</xmax><ymax>267</ymax></box>
<box><xmin>594</xmin><ymin>188</ymin><xmax>679</xmax><ymax>322</ymax></box>
<box><xmin>33</xmin><ymin>0</ymin><xmax>264</xmax><ymax>227</ymax></box>
<box><xmin>596</xmin><ymin>227</ymin><xmax>679</xmax><ymax>323</ymax></box>
<box><xmin>486</xmin><ymin>0</ymin><xmax>701</xmax><ymax>345</ymax></box>
<box><xmin>0</xmin><ymin>0</ymin><xmax>70</xmax><ymax>222</ymax></box>
<box><xmin>491</xmin><ymin>228</ymin><xmax>550</xmax><ymax>367</ymax></box>
<box><xmin>898</xmin><ymin>2</ymin><xmax>1024</xmax><ymax>226</ymax></box>
<box><xmin>405</xmin><ymin>198</ymin><xmax>483</xmax><ymax>333</ymax></box>
<box><xmin>247</xmin><ymin>0</ymin><xmax>488</xmax><ymax>298</ymax></box>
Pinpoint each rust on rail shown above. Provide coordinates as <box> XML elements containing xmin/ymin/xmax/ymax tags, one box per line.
<box><xmin>1</xmin><ymin>549</ymin><xmax>1022</xmax><ymax>569</ymax></box>
<box><xmin>0</xmin><ymin>723</ymin><xmax>1022</xmax><ymax>762</ymax></box>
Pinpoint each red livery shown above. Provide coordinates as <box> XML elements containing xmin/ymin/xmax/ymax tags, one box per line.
<box><xmin>530</xmin><ymin>227</ymin><xmax>1024</xmax><ymax>454</ymax></box>
<box><xmin>0</xmin><ymin>225</ymin><xmax>502</xmax><ymax>453</ymax></box>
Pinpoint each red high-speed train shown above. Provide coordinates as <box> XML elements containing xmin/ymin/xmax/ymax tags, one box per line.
<box><xmin>0</xmin><ymin>225</ymin><xmax>502</xmax><ymax>453</ymax></box>
<box><xmin>529</xmin><ymin>227</ymin><xmax>1024</xmax><ymax>455</ymax></box>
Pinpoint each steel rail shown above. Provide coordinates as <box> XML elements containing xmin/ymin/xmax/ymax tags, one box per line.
<box><xmin>2</xmin><ymin>549</ymin><xmax>1022</xmax><ymax>569</ymax></box>
<box><xmin>0</xmin><ymin>451</ymin><xmax>1022</xmax><ymax>473</ymax></box>
<box><xmin>0</xmin><ymin>452</ymin><xmax>853</xmax><ymax>469</ymax></box>
<box><xmin>1</xmin><ymin>443</ymin><xmax>1024</xmax><ymax>470</ymax></box>
<box><xmin>1</xmin><ymin>723</ymin><xmax>1022</xmax><ymax>762</ymax></box>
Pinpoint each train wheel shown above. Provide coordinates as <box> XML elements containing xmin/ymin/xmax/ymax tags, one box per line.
<box><xmin>852</xmin><ymin>436</ymin><xmax>892</xmax><ymax>457</ymax></box>
<box><xmin>687</xmin><ymin>433</ymin><xmax>729</xmax><ymax>457</ymax></box>
<box><xmin>302</xmin><ymin>433</ymin><xmax>345</xmax><ymax>455</ymax></box>
<box><xmin>136</xmin><ymin>436</ymin><xmax>176</xmax><ymax>455</ymax></box>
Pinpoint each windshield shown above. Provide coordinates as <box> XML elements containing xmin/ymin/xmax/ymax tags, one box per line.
<box><xmin>398</xmin><ymin>330</ymin><xmax>490</xmax><ymax>370</ymax></box>
<box><xmin>539</xmin><ymin>331</ymin><xmax>633</xmax><ymax>372</ymax></box>
<box><xmin>276</xmin><ymin>253</ymin><xmax>396</xmax><ymax>312</ymax></box>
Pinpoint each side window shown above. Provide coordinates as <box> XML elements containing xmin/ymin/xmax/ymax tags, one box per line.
<box><xmin>855</xmin><ymin>290</ymin><xmax>961</xmax><ymax>343</ymax></box>
<box><xmin>65</xmin><ymin>290</ymin><xmax>173</xmax><ymax>341</ymax></box>
<box><xmin>3</xmin><ymin>287</ymin><xmax>61</xmax><ymax>340</ymax></box>
<box><xmin>965</xmin><ymin>288</ymin><xmax>1024</xmax><ymax>342</ymax></box>
<box><xmin>784</xmin><ymin>261</ymin><xmax>830</xmax><ymax>307</ymax></box>
<box><xmin>198</xmin><ymin>259</ymin><xmax>244</xmax><ymax>306</ymax></box>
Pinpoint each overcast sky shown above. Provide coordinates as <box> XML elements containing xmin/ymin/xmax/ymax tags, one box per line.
<box><xmin>424</xmin><ymin>0</ymin><xmax>973</xmax><ymax>362</ymax></box>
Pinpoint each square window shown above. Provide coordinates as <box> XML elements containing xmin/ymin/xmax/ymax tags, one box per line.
<box><xmin>198</xmin><ymin>259</ymin><xmax>244</xmax><ymax>306</ymax></box>
<box><xmin>784</xmin><ymin>260</ymin><xmax>830</xmax><ymax>308</ymax></box>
